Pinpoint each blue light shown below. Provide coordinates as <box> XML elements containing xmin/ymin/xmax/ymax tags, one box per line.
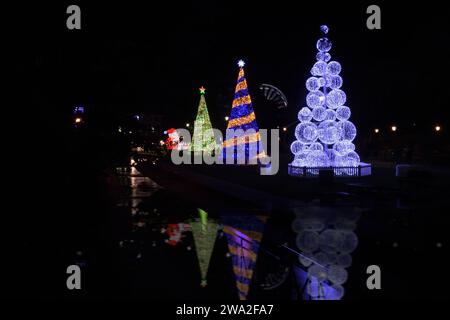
<box><xmin>74</xmin><ymin>106</ymin><xmax>85</xmax><ymax>114</ymax></box>
<box><xmin>326</xmin><ymin>89</ymin><xmax>346</xmax><ymax>109</ymax></box>
<box><xmin>316</xmin><ymin>52</ymin><xmax>331</xmax><ymax>62</ymax></box>
<box><xmin>312</xmin><ymin>106</ymin><xmax>327</xmax><ymax>121</ymax></box>
<box><xmin>336</xmin><ymin>106</ymin><xmax>351</xmax><ymax>121</ymax></box>
<box><xmin>306</xmin><ymin>91</ymin><xmax>325</xmax><ymax>108</ymax></box>
<box><xmin>306</xmin><ymin>77</ymin><xmax>320</xmax><ymax>92</ymax></box>
<box><xmin>337</xmin><ymin>120</ymin><xmax>357</xmax><ymax>142</ymax></box>
<box><xmin>325</xmin><ymin>109</ymin><xmax>337</xmax><ymax>121</ymax></box>
<box><xmin>320</xmin><ymin>25</ymin><xmax>329</xmax><ymax>35</ymax></box>
<box><xmin>327</xmin><ymin>61</ymin><xmax>341</xmax><ymax>75</ymax></box>
<box><xmin>290</xmin><ymin>26</ymin><xmax>365</xmax><ymax>172</ymax></box>
<box><xmin>318</xmin><ymin>120</ymin><xmax>341</xmax><ymax>144</ymax></box>
<box><xmin>295</xmin><ymin>122</ymin><xmax>318</xmax><ymax>144</ymax></box>
<box><xmin>298</xmin><ymin>107</ymin><xmax>313</xmax><ymax>122</ymax></box>
<box><xmin>329</xmin><ymin>75</ymin><xmax>343</xmax><ymax>89</ymax></box>
<box><xmin>312</xmin><ymin>61</ymin><xmax>327</xmax><ymax>76</ymax></box>
<box><xmin>317</xmin><ymin>38</ymin><xmax>332</xmax><ymax>52</ymax></box>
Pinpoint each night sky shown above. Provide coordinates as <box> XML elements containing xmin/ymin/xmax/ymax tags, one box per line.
<box><xmin>17</xmin><ymin>1</ymin><xmax>450</xmax><ymax>137</ymax></box>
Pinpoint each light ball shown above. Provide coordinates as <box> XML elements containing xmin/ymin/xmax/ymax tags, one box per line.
<box><xmin>316</xmin><ymin>52</ymin><xmax>331</xmax><ymax>62</ymax></box>
<box><xmin>312</xmin><ymin>106</ymin><xmax>327</xmax><ymax>121</ymax></box>
<box><xmin>325</xmin><ymin>109</ymin><xmax>337</xmax><ymax>121</ymax></box>
<box><xmin>342</xmin><ymin>151</ymin><xmax>360</xmax><ymax>167</ymax></box>
<box><xmin>327</xmin><ymin>61</ymin><xmax>342</xmax><ymax>75</ymax></box>
<box><xmin>329</xmin><ymin>75</ymin><xmax>343</xmax><ymax>89</ymax></box>
<box><xmin>295</xmin><ymin>122</ymin><xmax>319</xmax><ymax>144</ymax></box>
<box><xmin>317</xmin><ymin>37</ymin><xmax>332</xmax><ymax>52</ymax></box>
<box><xmin>296</xmin><ymin>230</ymin><xmax>320</xmax><ymax>253</ymax></box>
<box><xmin>298</xmin><ymin>107</ymin><xmax>313</xmax><ymax>122</ymax></box>
<box><xmin>318</xmin><ymin>120</ymin><xmax>341</xmax><ymax>145</ymax></box>
<box><xmin>306</xmin><ymin>150</ymin><xmax>329</xmax><ymax>167</ymax></box>
<box><xmin>306</xmin><ymin>77</ymin><xmax>320</xmax><ymax>92</ymax></box>
<box><xmin>338</xmin><ymin>231</ymin><xmax>359</xmax><ymax>253</ymax></box>
<box><xmin>308</xmin><ymin>265</ymin><xmax>328</xmax><ymax>282</ymax></box>
<box><xmin>336</xmin><ymin>106</ymin><xmax>351</xmax><ymax>121</ymax></box>
<box><xmin>309</xmin><ymin>142</ymin><xmax>324</xmax><ymax>152</ymax></box>
<box><xmin>326</xmin><ymin>89</ymin><xmax>347</xmax><ymax>109</ymax></box>
<box><xmin>328</xmin><ymin>265</ymin><xmax>348</xmax><ymax>285</ymax></box>
<box><xmin>312</xmin><ymin>61</ymin><xmax>328</xmax><ymax>76</ymax></box>
<box><xmin>337</xmin><ymin>120</ymin><xmax>357</xmax><ymax>142</ymax></box>
<box><xmin>291</xmin><ymin>141</ymin><xmax>308</xmax><ymax>155</ymax></box>
<box><xmin>306</xmin><ymin>91</ymin><xmax>326</xmax><ymax>108</ymax></box>
<box><xmin>333</xmin><ymin>141</ymin><xmax>355</xmax><ymax>156</ymax></box>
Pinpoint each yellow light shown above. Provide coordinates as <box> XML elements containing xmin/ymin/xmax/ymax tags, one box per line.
<box><xmin>232</xmin><ymin>95</ymin><xmax>252</xmax><ymax>108</ymax></box>
<box><xmin>75</xmin><ymin>117</ymin><xmax>82</xmax><ymax>124</ymax></box>
<box><xmin>391</xmin><ymin>126</ymin><xmax>397</xmax><ymax>132</ymax></box>
<box><xmin>227</xmin><ymin>112</ymin><xmax>255</xmax><ymax>128</ymax></box>
<box><xmin>374</xmin><ymin>128</ymin><xmax>379</xmax><ymax>133</ymax></box>
<box><xmin>435</xmin><ymin>125</ymin><xmax>441</xmax><ymax>132</ymax></box>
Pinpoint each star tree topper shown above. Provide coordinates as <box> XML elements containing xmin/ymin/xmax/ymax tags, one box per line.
<box><xmin>199</xmin><ymin>86</ymin><xmax>206</xmax><ymax>95</ymax></box>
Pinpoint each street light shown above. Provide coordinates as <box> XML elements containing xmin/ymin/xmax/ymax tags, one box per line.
<box><xmin>435</xmin><ymin>125</ymin><xmax>441</xmax><ymax>132</ymax></box>
<box><xmin>75</xmin><ymin>117</ymin><xmax>82</xmax><ymax>124</ymax></box>
<box><xmin>391</xmin><ymin>126</ymin><xmax>397</xmax><ymax>132</ymax></box>
<box><xmin>374</xmin><ymin>128</ymin><xmax>380</xmax><ymax>133</ymax></box>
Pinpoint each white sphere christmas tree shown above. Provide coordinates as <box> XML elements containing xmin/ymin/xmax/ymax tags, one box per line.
<box><xmin>289</xmin><ymin>25</ymin><xmax>370</xmax><ymax>177</ymax></box>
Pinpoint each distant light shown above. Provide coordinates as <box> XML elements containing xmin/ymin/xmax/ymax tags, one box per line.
<box><xmin>391</xmin><ymin>126</ymin><xmax>397</xmax><ymax>132</ymax></box>
<box><xmin>75</xmin><ymin>117</ymin><xmax>82</xmax><ymax>124</ymax></box>
<box><xmin>134</xmin><ymin>115</ymin><xmax>140</xmax><ymax>121</ymax></box>
<box><xmin>118</xmin><ymin>126</ymin><xmax>122</xmax><ymax>133</ymax></box>
<box><xmin>225</xmin><ymin>116</ymin><xmax>229</xmax><ymax>121</ymax></box>
<box><xmin>435</xmin><ymin>125</ymin><xmax>441</xmax><ymax>132</ymax></box>
<box><xmin>74</xmin><ymin>106</ymin><xmax>85</xmax><ymax>114</ymax></box>
<box><xmin>283</xmin><ymin>127</ymin><xmax>287</xmax><ymax>132</ymax></box>
<box><xmin>237</xmin><ymin>59</ymin><xmax>245</xmax><ymax>68</ymax></box>
<box><xmin>374</xmin><ymin>128</ymin><xmax>380</xmax><ymax>133</ymax></box>
<box><xmin>186</xmin><ymin>123</ymin><xmax>190</xmax><ymax>127</ymax></box>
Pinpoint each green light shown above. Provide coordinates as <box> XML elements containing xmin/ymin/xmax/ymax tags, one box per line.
<box><xmin>191</xmin><ymin>89</ymin><xmax>217</xmax><ymax>153</ymax></box>
<box><xmin>191</xmin><ymin>208</ymin><xmax>219</xmax><ymax>287</ymax></box>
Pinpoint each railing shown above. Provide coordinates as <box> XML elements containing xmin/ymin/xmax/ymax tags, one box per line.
<box><xmin>288</xmin><ymin>163</ymin><xmax>372</xmax><ymax>177</ymax></box>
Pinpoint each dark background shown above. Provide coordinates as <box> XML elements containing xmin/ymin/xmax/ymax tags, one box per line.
<box><xmin>17</xmin><ymin>1</ymin><xmax>449</xmax><ymax>133</ymax></box>
<box><xmin>6</xmin><ymin>0</ymin><xmax>450</xmax><ymax>300</ymax></box>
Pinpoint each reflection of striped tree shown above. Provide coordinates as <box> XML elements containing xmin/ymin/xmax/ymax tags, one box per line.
<box><xmin>222</xmin><ymin>215</ymin><xmax>267</xmax><ymax>300</ymax></box>
<box><xmin>191</xmin><ymin>209</ymin><xmax>219</xmax><ymax>287</ymax></box>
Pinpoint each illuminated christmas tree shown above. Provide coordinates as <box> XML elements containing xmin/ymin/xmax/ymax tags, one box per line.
<box><xmin>289</xmin><ymin>25</ymin><xmax>371</xmax><ymax>177</ymax></box>
<box><xmin>223</xmin><ymin>60</ymin><xmax>265</xmax><ymax>164</ymax></box>
<box><xmin>191</xmin><ymin>87</ymin><xmax>216</xmax><ymax>153</ymax></box>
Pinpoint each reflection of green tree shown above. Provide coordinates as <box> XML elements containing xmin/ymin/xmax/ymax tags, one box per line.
<box><xmin>191</xmin><ymin>208</ymin><xmax>219</xmax><ymax>287</ymax></box>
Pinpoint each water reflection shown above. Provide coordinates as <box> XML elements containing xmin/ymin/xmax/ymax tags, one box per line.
<box><xmin>291</xmin><ymin>206</ymin><xmax>362</xmax><ymax>300</ymax></box>
<box><xmin>112</xmin><ymin>165</ymin><xmax>368</xmax><ymax>300</ymax></box>
<box><xmin>221</xmin><ymin>214</ymin><xmax>268</xmax><ymax>300</ymax></box>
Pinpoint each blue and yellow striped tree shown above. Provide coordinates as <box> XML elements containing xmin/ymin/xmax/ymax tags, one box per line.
<box><xmin>223</xmin><ymin>60</ymin><xmax>265</xmax><ymax>164</ymax></box>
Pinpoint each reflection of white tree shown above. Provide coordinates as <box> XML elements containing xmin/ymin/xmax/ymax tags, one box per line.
<box><xmin>291</xmin><ymin>206</ymin><xmax>362</xmax><ymax>300</ymax></box>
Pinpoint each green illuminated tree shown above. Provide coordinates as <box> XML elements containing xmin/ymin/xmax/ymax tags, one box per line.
<box><xmin>191</xmin><ymin>87</ymin><xmax>216</xmax><ymax>153</ymax></box>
